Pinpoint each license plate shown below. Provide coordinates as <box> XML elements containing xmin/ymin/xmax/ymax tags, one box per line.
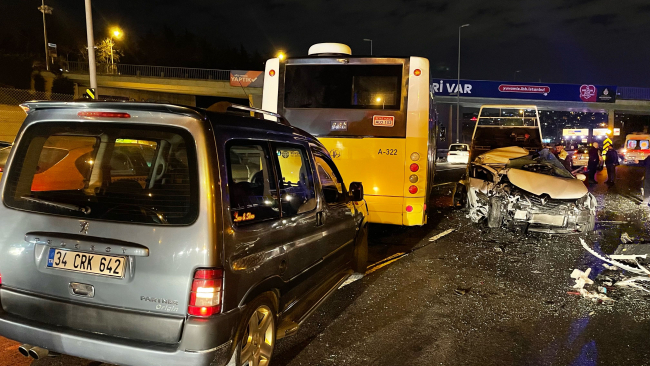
<box><xmin>47</xmin><ymin>249</ymin><xmax>126</xmax><ymax>278</ymax></box>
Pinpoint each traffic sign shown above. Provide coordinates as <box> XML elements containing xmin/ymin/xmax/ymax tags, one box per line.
<box><xmin>84</xmin><ymin>88</ymin><xmax>96</xmax><ymax>100</ymax></box>
<box><xmin>602</xmin><ymin>137</ymin><xmax>612</xmax><ymax>156</ymax></box>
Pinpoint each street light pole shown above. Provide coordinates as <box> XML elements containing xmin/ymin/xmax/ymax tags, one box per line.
<box><xmin>456</xmin><ymin>24</ymin><xmax>470</xmax><ymax>143</ymax></box>
<box><xmin>363</xmin><ymin>39</ymin><xmax>373</xmax><ymax>55</ymax></box>
<box><xmin>84</xmin><ymin>0</ymin><xmax>97</xmax><ymax>91</ymax></box>
<box><xmin>38</xmin><ymin>0</ymin><xmax>53</xmax><ymax>71</ymax></box>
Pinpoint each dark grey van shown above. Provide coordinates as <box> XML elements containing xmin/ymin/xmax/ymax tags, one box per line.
<box><xmin>0</xmin><ymin>101</ymin><xmax>368</xmax><ymax>366</ymax></box>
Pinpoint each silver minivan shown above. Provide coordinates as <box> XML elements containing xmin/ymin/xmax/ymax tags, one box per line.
<box><xmin>0</xmin><ymin>101</ymin><xmax>368</xmax><ymax>366</ymax></box>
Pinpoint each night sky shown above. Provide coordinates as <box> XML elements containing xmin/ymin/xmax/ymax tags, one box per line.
<box><xmin>2</xmin><ymin>0</ymin><xmax>649</xmax><ymax>87</ymax></box>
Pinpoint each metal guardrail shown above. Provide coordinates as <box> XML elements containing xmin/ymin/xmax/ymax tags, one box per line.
<box><xmin>65</xmin><ymin>61</ymin><xmax>231</xmax><ymax>81</ymax></box>
<box><xmin>0</xmin><ymin>87</ymin><xmax>74</xmax><ymax>142</ymax></box>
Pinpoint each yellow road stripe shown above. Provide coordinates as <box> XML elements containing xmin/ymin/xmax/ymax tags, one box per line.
<box><xmin>365</xmin><ymin>253</ymin><xmax>408</xmax><ymax>275</ymax></box>
<box><xmin>366</xmin><ymin>252</ymin><xmax>406</xmax><ymax>270</ymax></box>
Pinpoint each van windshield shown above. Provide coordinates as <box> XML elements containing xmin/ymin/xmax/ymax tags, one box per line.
<box><xmin>3</xmin><ymin>123</ymin><xmax>198</xmax><ymax>225</ymax></box>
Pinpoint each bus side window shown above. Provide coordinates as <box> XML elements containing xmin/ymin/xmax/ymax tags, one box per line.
<box><xmin>314</xmin><ymin>154</ymin><xmax>346</xmax><ymax>204</ymax></box>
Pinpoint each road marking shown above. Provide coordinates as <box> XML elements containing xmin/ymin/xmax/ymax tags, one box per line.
<box><xmin>429</xmin><ymin>228</ymin><xmax>455</xmax><ymax>242</ymax></box>
<box><xmin>365</xmin><ymin>253</ymin><xmax>409</xmax><ymax>275</ymax></box>
<box><xmin>340</xmin><ymin>229</ymin><xmax>455</xmax><ymax>288</ymax></box>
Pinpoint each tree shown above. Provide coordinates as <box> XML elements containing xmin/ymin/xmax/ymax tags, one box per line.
<box><xmin>95</xmin><ymin>38</ymin><xmax>122</xmax><ymax>64</ymax></box>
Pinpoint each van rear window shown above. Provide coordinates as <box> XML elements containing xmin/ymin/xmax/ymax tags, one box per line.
<box><xmin>3</xmin><ymin>123</ymin><xmax>198</xmax><ymax>225</ymax></box>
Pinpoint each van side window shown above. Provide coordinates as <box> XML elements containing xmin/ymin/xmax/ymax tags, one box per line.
<box><xmin>272</xmin><ymin>144</ymin><xmax>317</xmax><ymax>216</ymax></box>
<box><xmin>227</xmin><ymin>143</ymin><xmax>280</xmax><ymax>225</ymax></box>
<box><xmin>314</xmin><ymin>155</ymin><xmax>346</xmax><ymax>204</ymax></box>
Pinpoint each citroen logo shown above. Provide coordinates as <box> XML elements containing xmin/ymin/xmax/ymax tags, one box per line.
<box><xmin>80</xmin><ymin>221</ymin><xmax>89</xmax><ymax>235</ymax></box>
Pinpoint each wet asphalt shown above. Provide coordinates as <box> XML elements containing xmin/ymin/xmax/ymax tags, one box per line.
<box><xmin>2</xmin><ymin>163</ymin><xmax>650</xmax><ymax>366</ymax></box>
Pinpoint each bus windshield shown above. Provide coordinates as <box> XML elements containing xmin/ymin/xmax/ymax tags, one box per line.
<box><xmin>284</xmin><ymin>64</ymin><xmax>403</xmax><ymax>110</ymax></box>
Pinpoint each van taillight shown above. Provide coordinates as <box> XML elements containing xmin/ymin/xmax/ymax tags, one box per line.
<box><xmin>77</xmin><ymin>111</ymin><xmax>131</xmax><ymax>118</ymax></box>
<box><xmin>188</xmin><ymin>268</ymin><xmax>223</xmax><ymax>317</ymax></box>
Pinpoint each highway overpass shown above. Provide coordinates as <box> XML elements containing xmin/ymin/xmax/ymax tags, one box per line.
<box><xmin>63</xmin><ymin>62</ymin><xmax>263</xmax><ymax>108</ymax></box>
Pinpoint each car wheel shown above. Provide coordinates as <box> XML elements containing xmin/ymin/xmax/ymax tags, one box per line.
<box><xmin>231</xmin><ymin>294</ymin><xmax>277</xmax><ymax>366</ymax></box>
<box><xmin>352</xmin><ymin>224</ymin><xmax>369</xmax><ymax>274</ymax></box>
<box><xmin>487</xmin><ymin>196</ymin><xmax>503</xmax><ymax>228</ymax></box>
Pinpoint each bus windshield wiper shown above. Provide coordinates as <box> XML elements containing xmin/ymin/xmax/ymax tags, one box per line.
<box><xmin>21</xmin><ymin>196</ymin><xmax>91</xmax><ymax>215</ymax></box>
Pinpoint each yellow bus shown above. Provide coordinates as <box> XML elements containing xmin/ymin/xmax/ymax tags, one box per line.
<box><xmin>262</xmin><ymin>43</ymin><xmax>435</xmax><ymax>226</ymax></box>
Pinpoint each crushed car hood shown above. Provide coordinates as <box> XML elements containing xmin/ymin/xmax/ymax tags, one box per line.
<box><xmin>474</xmin><ymin>146</ymin><xmax>530</xmax><ymax>165</ymax></box>
<box><xmin>507</xmin><ymin>168</ymin><xmax>588</xmax><ymax>199</ymax></box>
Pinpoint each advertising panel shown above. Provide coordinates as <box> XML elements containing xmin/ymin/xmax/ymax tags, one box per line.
<box><xmin>230</xmin><ymin>70</ymin><xmax>264</xmax><ymax>87</ymax></box>
<box><xmin>432</xmin><ymin>79</ymin><xmax>616</xmax><ymax>103</ymax></box>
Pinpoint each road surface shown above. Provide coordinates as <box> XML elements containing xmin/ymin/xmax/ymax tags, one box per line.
<box><xmin>3</xmin><ymin>164</ymin><xmax>650</xmax><ymax>366</ymax></box>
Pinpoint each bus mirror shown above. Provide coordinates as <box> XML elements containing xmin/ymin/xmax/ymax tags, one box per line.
<box><xmin>349</xmin><ymin>182</ymin><xmax>364</xmax><ymax>202</ymax></box>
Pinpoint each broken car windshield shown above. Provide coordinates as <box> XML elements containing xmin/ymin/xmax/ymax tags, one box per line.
<box><xmin>507</xmin><ymin>148</ymin><xmax>574</xmax><ymax>179</ymax></box>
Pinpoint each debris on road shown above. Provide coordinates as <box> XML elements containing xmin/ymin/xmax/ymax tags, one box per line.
<box><xmin>615</xmin><ymin>277</ymin><xmax>650</xmax><ymax>293</ymax></box>
<box><xmin>621</xmin><ymin>232</ymin><xmax>634</xmax><ymax>243</ymax></box>
<box><xmin>454</xmin><ymin>287</ymin><xmax>471</xmax><ymax>296</ymax></box>
<box><xmin>571</xmin><ymin>268</ymin><xmax>594</xmax><ymax>289</ymax></box>
<box><xmin>579</xmin><ymin>238</ymin><xmax>650</xmax><ymax>276</ymax></box>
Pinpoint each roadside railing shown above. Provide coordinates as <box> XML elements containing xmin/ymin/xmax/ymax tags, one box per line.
<box><xmin>65</xmin><ymin>61</ymin><xmax>231</xmax><ymax>81</ymax></box>
<box><xmin>0</xmin><ymin>87</ymin><xmax>74</xmax><ymax>142</ymax></box>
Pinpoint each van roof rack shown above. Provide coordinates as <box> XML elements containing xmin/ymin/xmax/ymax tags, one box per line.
<box><xmin>206</xmin><ymin>102</ymin><xmax>291</xmax><ymax>127</ymax></box>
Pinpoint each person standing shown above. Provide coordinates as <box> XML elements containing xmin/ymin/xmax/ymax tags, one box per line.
<box><xmin>587</xmin><ymin>142</ymin><xmax>601</xmax><ymax>184</ymax></box>
<box><xmin>558</xmin><ymin>148</ymin><xmax>572</xmax><ymax>171</ymax></box>
<box><xmin>605</xmin><ymin>145</ymin><xmax>618</xmax><ymax>184</ymax></box>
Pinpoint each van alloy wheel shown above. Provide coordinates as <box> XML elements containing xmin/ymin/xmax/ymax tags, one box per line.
<box><xmin>240</xmin><ymin>305</ymin><xmax>275</xmax><ymax>366</ymax></box>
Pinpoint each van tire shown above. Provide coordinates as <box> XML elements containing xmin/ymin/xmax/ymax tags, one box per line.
<box><xmin>352</xmin><ymin>224</ymin><xmax>369</xmax><ymax>274</ymax></box>
<box><xmin>230</xmin><ymin>293</ymin><xmax>277</xmax><ymax>366</ymax></box>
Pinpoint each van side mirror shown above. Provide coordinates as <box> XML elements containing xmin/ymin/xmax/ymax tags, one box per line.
<box><xmin>348</xmin><ymin>182</ymin><xmax>364</xmax><ymax>202</ymax></box>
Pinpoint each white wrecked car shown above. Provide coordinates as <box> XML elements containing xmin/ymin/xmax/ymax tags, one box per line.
<box><xmin>454</xmin><ymin>105</ymin><xmax>596</xmax><ymax>234</ymax></box>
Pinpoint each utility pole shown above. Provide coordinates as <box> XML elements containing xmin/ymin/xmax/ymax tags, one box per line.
<box><xmin>84</xmin><ymin>0</ymin><xmax>98</xmax><ymax>91</ymax></box>
<box><xmin>38</xmin><ymin>0</ymin><xmax>53</xmax><ymax>71</ymax></box>
<box><xmin>456</xmin><ymin>24</ymin><xmax>470</xmax><ymax>143</ymax></box>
